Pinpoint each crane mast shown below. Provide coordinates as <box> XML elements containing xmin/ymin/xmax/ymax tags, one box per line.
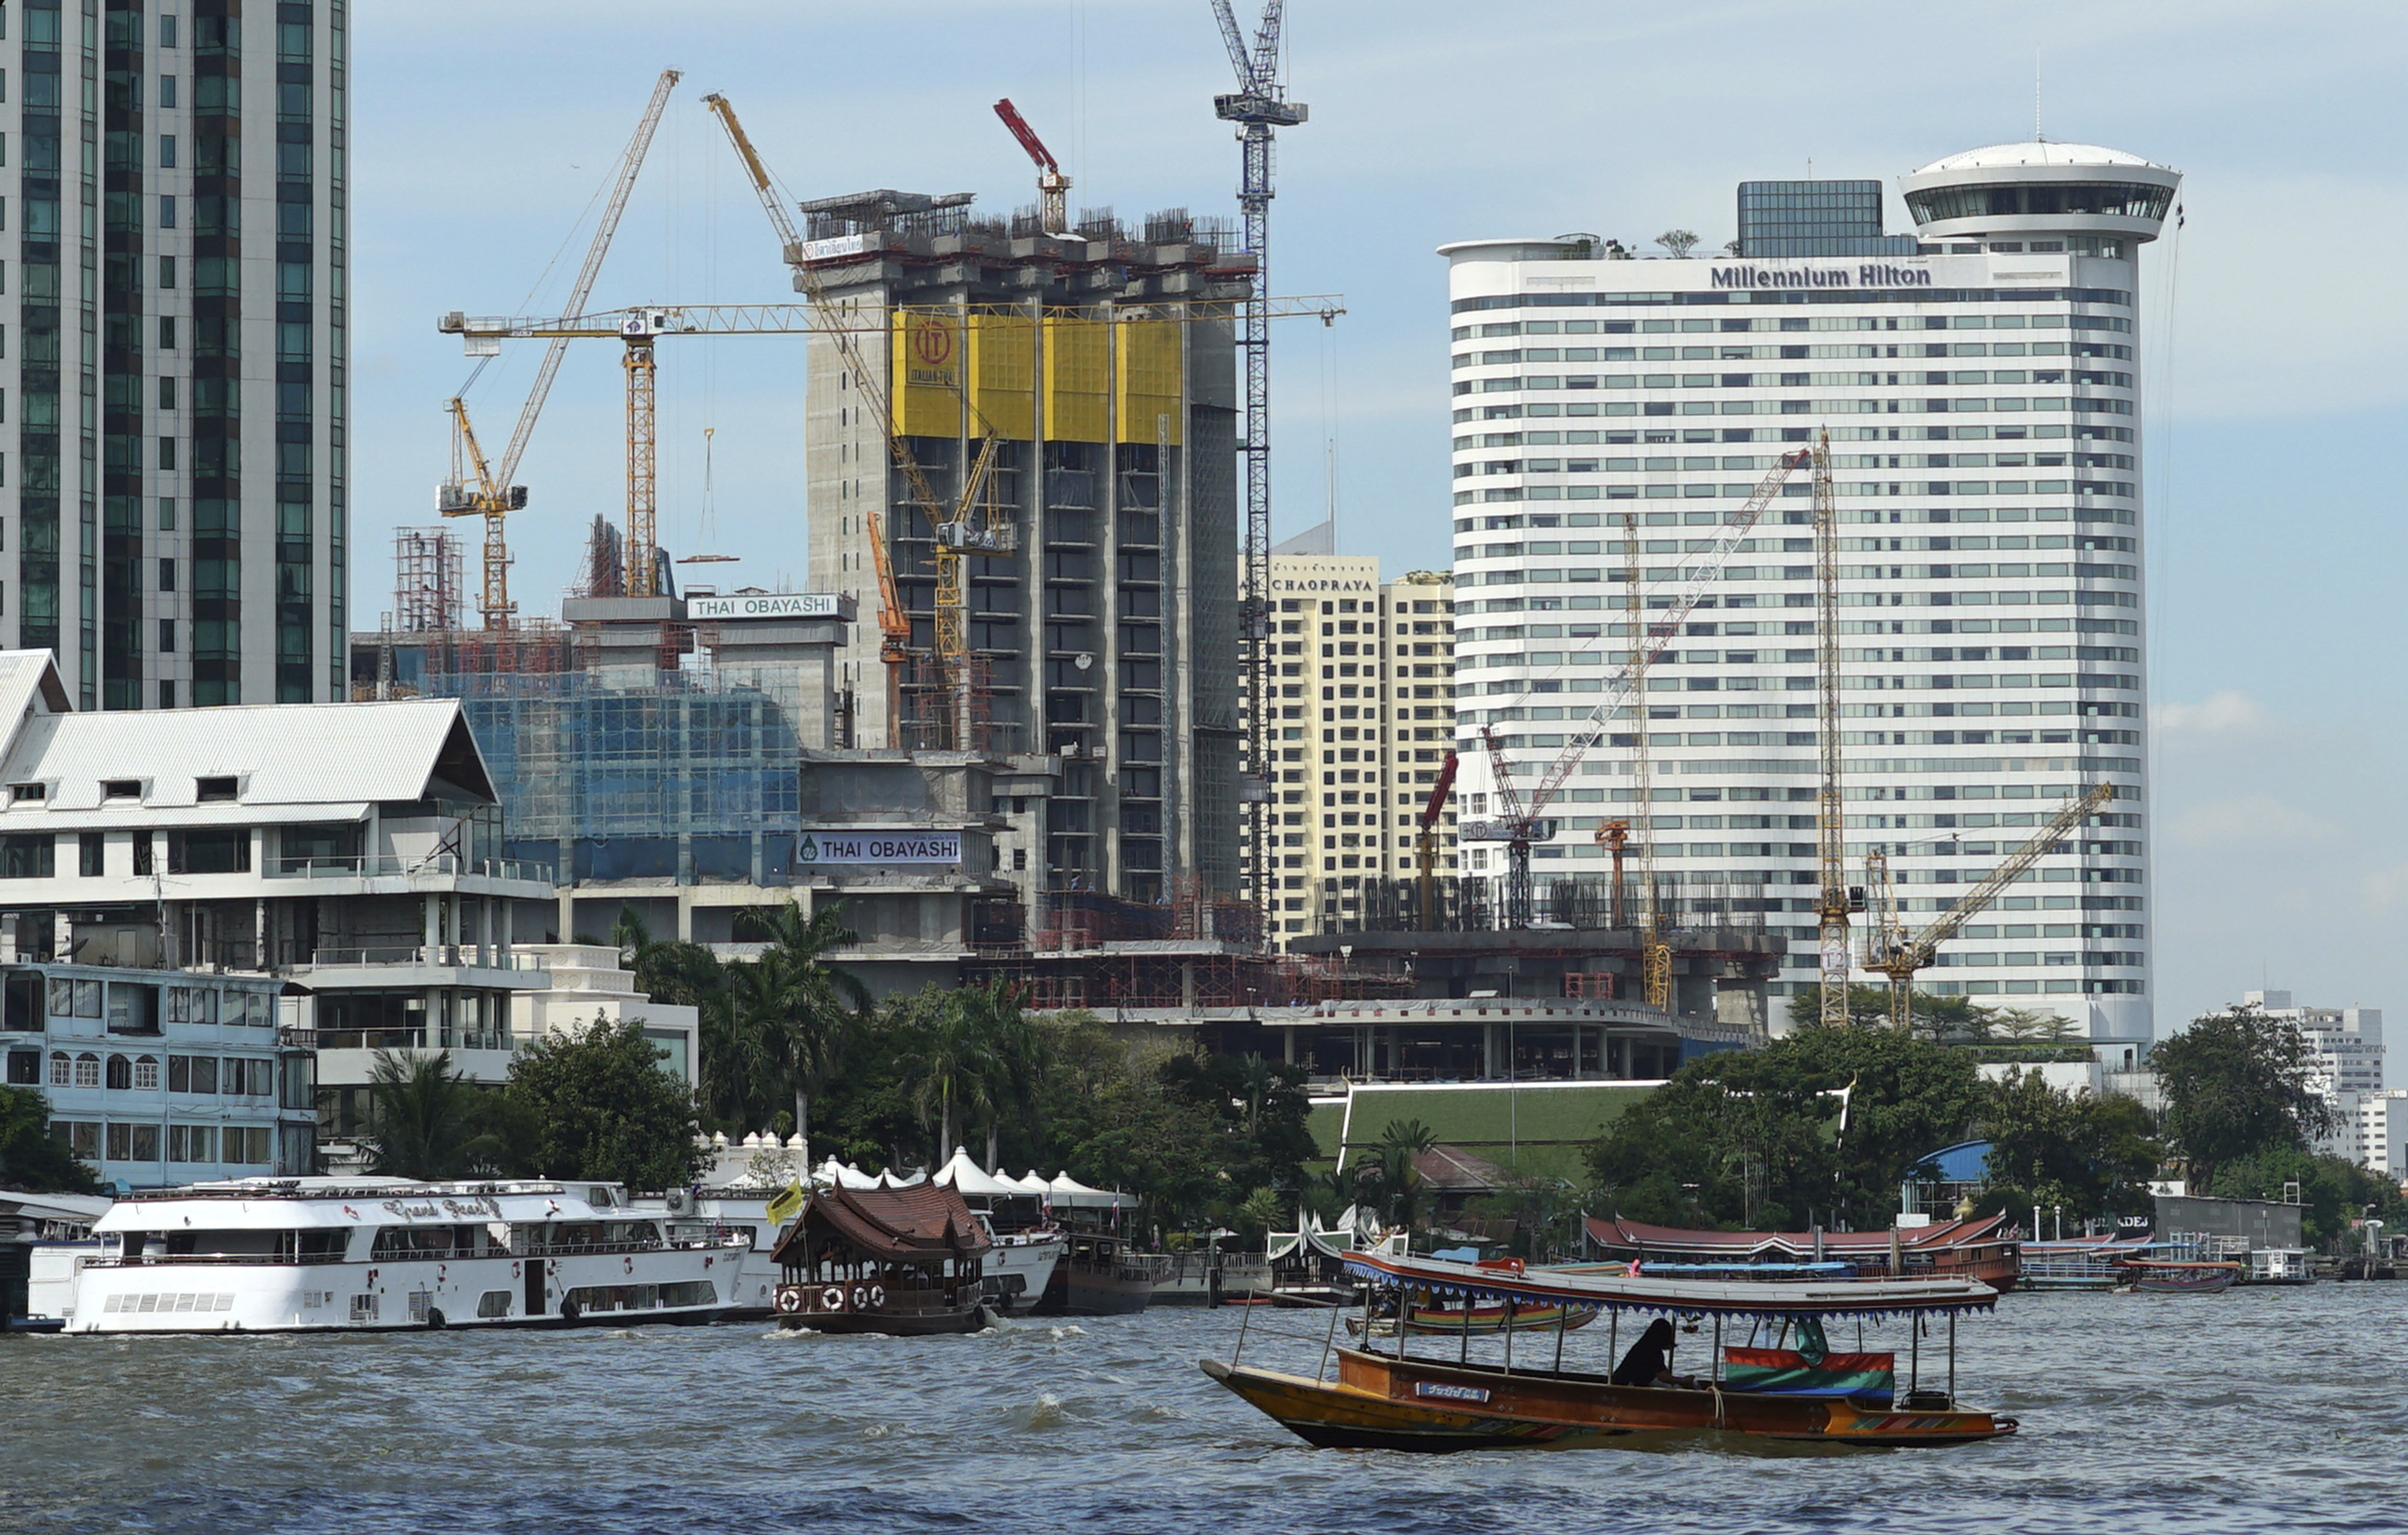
<box><xmin>1466</xmin><ymin>451</ymin><xmax>1808</xmax><ymax>928</ymax></box>
<box><xmin>1623</xmin><ymin>512</ymin><xmax>1669</xmax><ymax>1010</ymax></box>
<box><xmin>1208</xmin><ymin>0</ymin><xmax>1308</xmax><ymax>931</ymax></box>
<box><xmin>1863</xmin><ymin>782</ymin><xmax>2116</xmax><ymax>1030</ymax></box>
<box><xmin>440</xmin><ymin>69</ymin><xmax>679</xmax><ymax>626</ymax></box>
<box><xmin>1812</xmin><ymin>429</ymin><xmax>1853</xmax><ymax>1028</ymax></box>
<box><xmin>1415</xmin><ymin>749</ymin><xmax>1459</xmax><ymax>931</ymax></box>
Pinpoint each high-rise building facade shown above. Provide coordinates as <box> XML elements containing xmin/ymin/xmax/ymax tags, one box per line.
<box><xmin>792</xmin><ymin>194</ymin><xmax>1243</xmax><ymax>904</ymax></box>
<box><xmin>7</xmin><ymin>0</ymin><xmax>348</xmax><ymax>709</ymax></box>
<box><xmin>2239</xmin><ymin>989</ymin><xmax>2385</xmax><ymax>1160</ymax></box>
<box><xmin>1257</xmin><ymin>551</ymin><xmax>1455</xmax><ymax>941</ymax></box>
<box><xmin>1442</xmin><ymin>143</ymin><xmax>2176</xmax><ymax>1046</ymax></box>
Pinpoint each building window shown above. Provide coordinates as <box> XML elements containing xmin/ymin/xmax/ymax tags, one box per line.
<box><xmin>49</xmin><ymin>1053</ymin><xmax>72</xmax><ymax>1087</ymax></box>
<box><xmin>102</xmin><ymin>779</ymin><xmax>142</xmax><ymax>800</ymax></box>
<box><xmin>195</xmin><ymin>776</ymin><xmax>240</xmax><ymax>802</ymax></box>
<box><xmin>5</xmin><ymin>1049</ymin><xmax>38</xmax><ymax>1086</ymax></box>
<box><xmin>0</xmin><ymin>835</ymin><xmax>54</xmax><ymax>879</ymax></box>
<box><xmin>132</xmin><ymin>1056</ymin><xmax>160</xmax><ymax>1091</ymax></box>
<box><xmin>79</xmin><ymin>831</ymin><xmax>104</xmax><ymax>877</ymax></box>
<box><xmin>168</xmin><ymin>828</ymin><xmax>251</xmax><ymax>874</ymax></box>
<box><xmin>105</xmin><ymin>1055</ymin><xmax>132</xmax><ymax>1090</ymax></box>
<box><xmin>10</xmin><ymin>782</ymin><xmax>46</xmax><ymax>802</ymax></box>
<box><xmin>74</xmin><ymin>1053</ymin><xmax>101</xmax><ymax>1089</ymax></box>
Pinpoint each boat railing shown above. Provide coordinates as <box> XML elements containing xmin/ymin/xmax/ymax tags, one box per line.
<box><xmin>94</xmin><ymin>1250</ymin><xmax>352</xmax><ymax>1268</ymax></box>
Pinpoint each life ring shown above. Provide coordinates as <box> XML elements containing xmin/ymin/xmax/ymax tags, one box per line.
<box><xmin>775</xmin><ymin>1287</ymin><xmax>805</xmax><ymax>1315</ymax></box>
<box><xmin>851</xmin><ymin>1285</ymin><xmax>872</xmax><ymax>1311</ymax></box>
<box><xmin>868</xmin><ymin>1285</ymin><xmax>886</xmax><ymax>1308</ymax></box>
<box><xmin>821</xmin><ymin>1285</ymin><xmax>847</xmax><ymax>1312</ymax></box>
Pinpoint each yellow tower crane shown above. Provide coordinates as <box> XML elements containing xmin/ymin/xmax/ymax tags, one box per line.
<box><xmin>1810</xmin><ymin>428</ymin><xmax>1858</xmax><ymax>1029</ymax></box>
<box><xmin>438</xmin><ymin>68</ymin><xmax>678</xmax><ymax>628</ymax></box>
<box><xmin>1860</xmin><ymin>781</ymin><xmax>2117</xmax><ymax>1031</ymax></box>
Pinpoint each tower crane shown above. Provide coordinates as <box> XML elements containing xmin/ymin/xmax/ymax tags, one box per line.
<box><xmin>1464</xmin><ymin>450</ymin><xmax>1809</xmax><ymax>929</ymax></box>
<box><xmin>1208</xmin><ymin>0</ymin><xmax>1308</xmax><ymax>931</ymax></box>
<box><xmin>701</xmin><ymin>91</ymin><xmax>1011</xmax><ymax>748</ymax></box>
<box><xmin>1414</xmin><ymin>749</ymin><xmax>1459</xmax><ymax>932</ymax></box>
<box><xmin>1861</xmin><ymin>781</ymin><xmax>2116</xmax><ymax>1031</ymax></box>
<box><xmin>439</xmin><ymin>68</ymin><xmax>679</xmax><ymax>629</ymax></box>
<box><xmin>992</xmin><ymin>98</ymin><xmax>1070</xmax><ymax>234</ymax></box>
<box><xmin>1621</xmin><ymin>511</ymin><xmax>1670</xmax><ymax>1010</ymax></box>
<box><xmin>1809</xmin><ymin>429</ymin><xmax>1855</xmax><ymax>1029</ymax></box>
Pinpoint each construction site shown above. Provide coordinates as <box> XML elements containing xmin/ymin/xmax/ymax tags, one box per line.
<box><xmin>354</xmin><ymin>37</ymin><xmax>2124</xmax><ymax>1049</ymax></box>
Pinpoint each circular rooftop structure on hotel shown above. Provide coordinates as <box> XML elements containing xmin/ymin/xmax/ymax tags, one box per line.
<box><xmin>1898</xmin><ymin>140</ymin><xmax>2180</xmax><ymax>246</ymax></box>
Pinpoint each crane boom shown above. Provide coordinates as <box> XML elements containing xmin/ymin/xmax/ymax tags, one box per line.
<box><xmin>1415</xmin><ymin>749</ymin><xmax>1460</xmax><ymax>932</ymax></box>
<box><xmin>993</xmin><ymin>98</ymin><xmax>1070</xmax><ymax>233</ymax></box>
<box><xmin>440</xmin><ymin>295</ymin><xmax>1347</xmax><ymax>339</ymax></box>
<box><xmin>1864</xmin><ymin>781</ymin><xmax>2116</xmax><ymax>1029</ymax></box>
<box><xmin>1812</xmin><ymin>429</ymin><xmax>1852</xmax><ymax>1028</ymax></box>
<box><xmin>1466</xmin><ymin>449</ymin><xmax>1808</xmax><ymax>926</ymax></box>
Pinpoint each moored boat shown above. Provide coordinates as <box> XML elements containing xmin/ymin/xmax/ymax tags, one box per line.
<box><xmin>771</xmin><ymin>1182</ymin><xmax>994</xmax><ymax>1336</ymax></box>
<box><xmin>75</xmin><ymin>1177</ymin><xmax>745</xmax><ymax>1333</ymax></box>
<box><xmin>1203</xmin><ymin>1248</ymin><xmax>2016</xmax><ymax>1453</ymax></box>
<box><xmin>2119</xmin><ymin>1258</ymin><xmax>2242</xmax><ymax>1295</ymax></box>
<box><xmin>1585</xmin><ymin>1212</ymin><xmax>2021</xmax><ymax>1291</ymax></box>
<box><xmin>1037</xmin><ymin>1230</ymin><xmax>1164</xmax><ymax>1315</ymax></box>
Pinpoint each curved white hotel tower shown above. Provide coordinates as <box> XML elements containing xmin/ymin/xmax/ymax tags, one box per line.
<box><xmin>1441</xmin><ymin>142</ymin><xmax>2179</xmax><ymax>1050</ymax></box>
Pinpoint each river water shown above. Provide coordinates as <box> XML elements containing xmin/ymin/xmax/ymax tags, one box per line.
<box><xmin>5</xmin><ymin>1284</ymin><xmax>2404</xmax><ymax>1534</ymax></box>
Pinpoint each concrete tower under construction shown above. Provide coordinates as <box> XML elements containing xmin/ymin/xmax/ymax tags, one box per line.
<box><xmin>794</xmin><ymin>195</ymin><xmax>1251</xmax><ymax>905</ymax></box>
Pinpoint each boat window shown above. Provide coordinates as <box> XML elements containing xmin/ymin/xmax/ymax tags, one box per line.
<box><xmin>161</xmin><ymin>1229</ymin><xmax>288</xmax><ymax>1259</ymax></box>
<box><xmin>477</xmin><ymin>1290</ymin><xmax>513</xmax><ymax>1319</ymax></box>
<box><xmin>369</xmin><ymin>1224</ymin><xmax>476</xmax><ymax>1259</ymax></box>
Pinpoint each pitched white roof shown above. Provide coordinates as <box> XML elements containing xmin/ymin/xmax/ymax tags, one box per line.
<box><xmin>933</xmin><ymin>1147</ymin><xmax>1024</xmax><ymax>1199</ymax></box>
<box><xmin>0</xmin><ymin>656</ymin><xmax>496</xmax><ymax>826</ymax></box>
<box><xmin>1913</xmin><ymin>141</ymin><xmax>2168</xmax><ymax>173</ymax></box>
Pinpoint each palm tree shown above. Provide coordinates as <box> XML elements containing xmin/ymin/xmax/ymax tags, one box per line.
<box><xmin>1237</xmin><ymin>1052</ymin><xmax>1278</xmax><ymax>1136</ymax></box>
<box><xmin>912</xmin><ymin>987</ymin><xmax>1006</xmax><ymax>1159</ymax></box>
<box><xmin>1372</xmin><ymin>1118</ymin><xmax>1438</xmax><ymax>1232</ymax></box>
<box><xmin>364</xmin><ymin>1050</ymin><xmax>505</xmax><ymax>1179</ymax></box>
<box><xmin>612</xmin><ymin>905</ymin><xmax>724</xmax><ymax>1010</ymax></box>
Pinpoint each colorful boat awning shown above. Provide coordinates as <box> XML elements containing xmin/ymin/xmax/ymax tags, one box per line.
<box><xmin>1340</xmin><ymin>1251</ymin><xmax>2001</xmax><ymax>1321</ymax></box>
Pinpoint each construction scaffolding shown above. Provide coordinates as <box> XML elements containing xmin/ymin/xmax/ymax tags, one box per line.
<box><xmin>393</xmin><ymin>527</ymin><xmax>466</xmax><ymax>635</ymax></box>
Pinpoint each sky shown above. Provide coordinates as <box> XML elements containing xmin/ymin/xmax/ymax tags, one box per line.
<box><xmin>351</xmin><ymin>1</ymin><xmax>2408</xmax><ymax>1048</ymax></box>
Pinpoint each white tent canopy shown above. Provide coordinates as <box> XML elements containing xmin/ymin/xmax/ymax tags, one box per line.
<box><xmin>813</xmin><ymin>1156</ymin><xmax>879</xmax><ymax>1190</ymax></box>
<box><xmin>933</xmin><ymin>1147</ymin><xmax>1024</xmax><ymax>1200</ymax></box>
<box><xmin>1048</xmin><ymin>1172</ymin><xmax>1140</xmax><ymax>1210</ymax></box>
<box><xmin>1012</xmin><ymin>1170</ymin><xmax>1054</xmax><ymax>1197</ymax></box>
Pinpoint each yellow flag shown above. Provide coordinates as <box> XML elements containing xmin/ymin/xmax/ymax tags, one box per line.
<box><xmin>764</xmin><ymin>1179</ymin><xmax>807</xmax><ymax>1226</ymax></box>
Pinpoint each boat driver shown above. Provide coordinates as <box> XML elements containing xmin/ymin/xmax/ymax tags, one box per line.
<box><xmin>1609</xmin><ymin>1317</ymin><xmax>1701</xmax><ymax>1389</ymax></box>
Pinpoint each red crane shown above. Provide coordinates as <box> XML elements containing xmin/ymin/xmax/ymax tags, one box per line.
<box><xmin>1416</xmin><ymin>750</ymin><xmax>1460</xmax><ymax>931</ymax></box>
<box><xmin>992</xmin><ymin>98</ymin><xmax>1071</xmax><ymax>233</ymax></box>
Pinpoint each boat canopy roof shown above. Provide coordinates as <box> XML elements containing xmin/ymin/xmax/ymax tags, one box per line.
<box><xmin>772</xmin><ymin>1183</ymin><xmax>992</xmax><ymax>1267</ymax></box>
<box><xmin>1343</xmin><ymin>1250</ymin><xmax>2001</xmax><ymax>1321</ymax></box>
<box><xmin>1585</xmin><ymin>1211</ymin><xmax>2014</xmax><ymax>1259</ymax></box>
<box><xmin>92</xmin><ymin>1178</ymin><xmax>620</xmax><ymax>1233</ymax></box>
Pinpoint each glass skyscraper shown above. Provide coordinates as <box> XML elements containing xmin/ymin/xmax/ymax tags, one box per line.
<box><xmin>9</xmin><ymin>0</ymin><xmax>346</xmax><ymax>708</ymax></box>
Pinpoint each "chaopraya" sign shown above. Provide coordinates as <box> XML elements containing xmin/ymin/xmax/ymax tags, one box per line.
<box><xmin>796</xmin><ymin>830</ymin><xmax>963</xmax><ymax>866</ymax></box>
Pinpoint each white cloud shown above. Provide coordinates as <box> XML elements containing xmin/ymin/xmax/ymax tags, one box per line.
<box><xmin>2163</xmin><ymin>794</ymin><xmax>2337</xmax><ymax>850</ymax></box>
<box><xmin>2151</xmin><ymin>689</ymin><xmax>2273</xmax><ymax>736</ymax></box>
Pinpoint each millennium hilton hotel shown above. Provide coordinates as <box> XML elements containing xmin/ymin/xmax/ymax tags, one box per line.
<box><xmin>1442</xmin><ymin>142</ymin><xmax>2178</xmax><ymax>1051</ymax></box>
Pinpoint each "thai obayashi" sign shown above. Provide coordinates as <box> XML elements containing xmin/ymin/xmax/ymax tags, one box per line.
<box><xmin>795</xmin><ymin>830</ymin><xmax>963</xmax><ymax>866</ymax></box>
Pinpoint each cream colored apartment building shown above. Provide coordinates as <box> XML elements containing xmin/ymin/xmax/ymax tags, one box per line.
<box><xmin>1262</xmin><ymin>555</ymin><xmax>1457</xmax><ymax>943</ymax></box>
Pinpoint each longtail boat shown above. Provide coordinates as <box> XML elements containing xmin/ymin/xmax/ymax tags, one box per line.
<box><xmin>1202</xmin><ymin>1249</ymin><xmax>2016</xmax><ymax>1452</ymax></box>
<box><xmin>1585</xmin><ymin>1213</ymin><xmax>2021</xmax><ymax>1291</ymax></box>
<box><xmin>2119</xmin><ymin>1258</ymin><xmax>2241</xmax><ymax>1295</ymax></box>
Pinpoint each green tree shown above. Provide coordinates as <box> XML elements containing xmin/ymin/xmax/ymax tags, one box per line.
<box><xmin>1975</xmin><ymin>1068</ymin><xmax>2160</xmax><ymax>1223</ymax></box>
<box><xmin>505</xmin><ymin>1017</ymin><xmax>709</xmax><ymax>1190</ymax></box>
<box><xmin>364</xmin><ymin>1050</ymin><xmax>508</xmax><ymax>1180</ymax></box>
<box><xmin>2211</xmin><ymin>1148</ymin><xmax>2408</xmax><ymax>1250</ymax></box>
<box><xmin>1231</xmin><ymin>1186</ymin><xmax>1285</xmax><ymax>1247</ymax></box>
<box><xmin>1362</xmin><ymin>1118</ymin><xmax>1438</xmax><ymax>1231</ymax></box>
<box><xmin>2151</xmin><ymin>1007</ymin><xmax>2330</xmax><ymax>1191</ymax></box>
<box><xmin>0</xmin><ymin>1084</ymin><xmax>101</xmax><ymax>1194</ymax></box>
<box><xmin>1787</xmin><ymin>983</ymin><xmax>2007</xmax><ymax>1042</ymax></box>
<box><xmin>1588</xmin><ymin>1028</ymin><xmax>1988</xmax><ymax>1230</ymax></box>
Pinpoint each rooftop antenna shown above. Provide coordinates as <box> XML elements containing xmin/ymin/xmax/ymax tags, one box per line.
<box><xmin>2034</xmin><ymin>49</ymin><xmax>2044</xmax><ymax>141</ymax></box>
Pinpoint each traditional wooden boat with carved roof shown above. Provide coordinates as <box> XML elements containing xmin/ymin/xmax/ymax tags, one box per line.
<box><xmin>1203</xmin><ymin>1249</ymin><xmax>2017</xmax><ymax>1452</ymax></box>
<box><xmin>770</xmin><ymin>1182</ymin><xmax>994</xmax><ymax>1336</ymax></box>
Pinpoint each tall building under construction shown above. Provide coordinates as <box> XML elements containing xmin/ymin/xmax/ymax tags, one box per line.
<box><xmin>793</xmin><ymin>195</ymin><xmax>1250</xmax><ymax>904</ymax></box>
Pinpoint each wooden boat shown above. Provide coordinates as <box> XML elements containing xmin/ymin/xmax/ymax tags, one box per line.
<box><xmin>2119</xmin><ymin>1259</ymin><xmax>2242</xmax><ymax>1295</ymax></box>
<box><xmin>1034</xmin><ymin>1231</ymin><xmax>1163</xmax><ymax>1316</ymax></box>
<box><xmin>771</xmin><ymin>1183</ymin><xmax>994</xmax><ymax>1336</ymax></box>
<box><xmin>1586</xmin><ymin>1213</ymin><xmax>2022</xmax><ymax>1291</ymax></box>
<box><xmin>1203</xmin><ymin>1249</ymin><xmax>2017</xmax><ymax>1453</ymax></box>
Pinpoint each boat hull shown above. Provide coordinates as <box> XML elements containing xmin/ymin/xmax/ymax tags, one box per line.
<box><xmin>776</xmin><ymin>1304</ymin><xmax>988</xmax><ymax>1337</ymax></box>
<box><xmin>1202</xmin><ymin>1348</ymin><xmax>2015</xmax><ymax>1454</ymax></box>
<box><xmin>2126</xmin><ymin>1261</ymin><xmax>2241</xmax><ymax>1295</ymax></box>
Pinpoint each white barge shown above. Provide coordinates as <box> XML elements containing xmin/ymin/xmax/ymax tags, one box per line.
<box><xmin>75</xmin><ymin>1177</ymin><xmax>746</xmax><ymax>1333</ymax></box>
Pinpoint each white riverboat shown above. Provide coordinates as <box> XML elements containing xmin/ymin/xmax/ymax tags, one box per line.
<box><xmin>75</xmin><ymin>1177</ymin><xmax>747</xmax><ymax>1333</ymax></box>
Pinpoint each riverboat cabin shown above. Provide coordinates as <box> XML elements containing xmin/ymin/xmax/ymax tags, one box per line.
<box><xmin>771</xmin><ymin>1182</ymin><xmax>992</xmax><ymax>1335</ymax></box>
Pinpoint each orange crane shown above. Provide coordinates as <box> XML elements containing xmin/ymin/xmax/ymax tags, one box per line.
<box><xmin>1415</xmin><ymin>750</ymin><xmax>1459</xmax><ymax>931</ymax></box>
<box><xmin>438</xmin><ymin>68</ymin><xmax>679</xmax><ymax>627</ymax></box>
<box><xmin>1861</xmin><ymin>782</ymin><xmax>2115</xmax><ymax>1030</ymax></box>
<box><xmin>702</xmin><ymin>91</ymin><xmax>1009</xmax><ymax>746</ymax></box>
<box><xmin>992</xmin><ymin>98</ymin><xmax>1070</xmax><ymax>233</ymax></box>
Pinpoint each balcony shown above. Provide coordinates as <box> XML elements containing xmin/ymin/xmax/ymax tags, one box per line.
<box><xmin>262</xmin><ymin>854</ymin><xmax>557</xmax><ymax>884</ymax></box>
<box><xmin>305</xmin><ymin>945</ymin><xmax>550</xmax><ymax>971</ymax></box>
